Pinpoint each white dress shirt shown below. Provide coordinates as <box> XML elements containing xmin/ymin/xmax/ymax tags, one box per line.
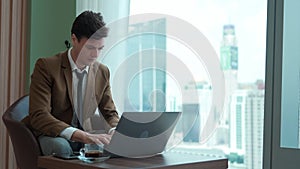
<box><xmin>60</xmin><ymin>48</ymin><xmax>89</xmax><ymax>140</ymax></box>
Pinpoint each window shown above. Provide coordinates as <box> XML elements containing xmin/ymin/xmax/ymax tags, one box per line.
<box><xmin>128</xmin><ymin>1</ymin><xmax>267</xmax><ymax>169</ymax></box>
<box><xmin>78</xmin><ymin>0</ymin><xmax>267</xmax><ymax>168</ymax></box>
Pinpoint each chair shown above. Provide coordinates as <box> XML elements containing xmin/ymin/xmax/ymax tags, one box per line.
<box><xmin>2</xmin><ymin>95</ymin><xmax>42</xmax><ymax>169</ymax></box>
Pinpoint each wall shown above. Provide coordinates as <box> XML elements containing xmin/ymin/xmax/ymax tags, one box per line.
<box><xmin>0</xmin><ymin>1</ymin><xmax>76</xmax><ymax>168</ymax></box>
<box><xmin>27</xmin><ymin>0</ymin><xmax>76</xmax><ymax>88</ymax></box>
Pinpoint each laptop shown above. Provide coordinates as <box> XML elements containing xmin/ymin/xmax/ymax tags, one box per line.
<box><xmin>104</xmin><ymin>111</ymin><xmax>181</xmax><ymax>158</ymax></box>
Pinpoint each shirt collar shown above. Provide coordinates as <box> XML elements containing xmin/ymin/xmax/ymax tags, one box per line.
<box><xmin>68</xmin><ymin>47</ymin><xmax>89</xmax><ymax>73</ymax></box>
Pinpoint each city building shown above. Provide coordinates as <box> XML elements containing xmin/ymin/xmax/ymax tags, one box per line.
<box><xmin>125</xmin><ymin>18</ymin><xmax>167</xmax><ymax>112</ymax></box>
<box><xmin>244</xmin><ymin>89</ymin><xmax>264</xmax><ymax>169</ymax></box>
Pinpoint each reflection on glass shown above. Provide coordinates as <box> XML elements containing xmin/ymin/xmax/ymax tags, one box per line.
<box><xmin>86</xmin><ymin>0</ymin><xmax>267</xmax><ymax>168</ymax></box>
<box><xmin>127</xmin><ymin>1</ymin><xmax>267</xmax><ymax>169</ymax></box>
<box><xmin>280</xmin><ymin>0</ymin><xmax>300</xmax><ymax>149</ymax></box>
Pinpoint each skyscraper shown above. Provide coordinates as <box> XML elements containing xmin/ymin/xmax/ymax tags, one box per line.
<box><xmin>221</xmin><ymin>24</ymin><xmax>238</xmax><ymax>71</ymax></box>
<box><xmin>228</xmin><ymin>84</ymin><xmax>264</xmax><ymax>169</ymax></box>
<box><xmin>220</xmin><ymin>24</ymin><xmax>239</xmax><ymax>97</ymax></box>
<box><xmin>230</xmin><ymin>90</ymin><xmax>247</xmax><ymax>153</ymax></box>
<box><xmin>219</xmin><ymin>24</ymin><xmax>239</xmax><ymax>148</ymax></box>
<box><xmin>125</xmin><ymin>18</ymin><xmax>167</xmax><ymax>112</ymax></box>
<box><xmin>181</xmin><ymin>81</ymin><xmax>212</xmax><ymax>143</ymax></box>
<box><xmin>244</xmin><ymin>89</ymin><xmax>264</xmax><ymax>169</ymax></box>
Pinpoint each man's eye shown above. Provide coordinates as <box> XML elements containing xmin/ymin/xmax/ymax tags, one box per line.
<box><xmin>86</xmin><ymin>46</ymin><xmax>94</xmax><ymax>49</ymax></box>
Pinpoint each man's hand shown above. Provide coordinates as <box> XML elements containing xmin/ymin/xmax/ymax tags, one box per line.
<box><xmin>85</xmin><ymin>132</ymin><xmax>112</xmax><ymax>145</ymax></box>
<box><xmin>71</xmin><ymin>130</ymin><xmax>112</xmax><ymax>145</ymax></box>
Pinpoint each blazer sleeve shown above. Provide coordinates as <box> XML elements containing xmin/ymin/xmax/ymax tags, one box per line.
<box><xmin>98</xmin><ymin>65</ymin><xmax>119</xmax><ymax>129</ymax></box>
<box><xmin>29</xmin><ymin>58</ymin><xmax>69</xmax><ymax>137</ymax></box>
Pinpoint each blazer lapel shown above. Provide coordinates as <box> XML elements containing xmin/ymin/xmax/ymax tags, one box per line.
<box><xmin>61</xmin><ymin>51</ymin><xmax>74</xmax><ymax>109</ymax></box>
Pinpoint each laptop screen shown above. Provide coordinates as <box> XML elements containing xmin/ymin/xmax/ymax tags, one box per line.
<box><xmin>116</xmin><ymin>112</ymin><xmax>181</xmax><ymax>138</ymax></box>
<box><xmin>104</xmin><ymin>111</ymin><xmax>182</xmax><ymax>158</ymax></box>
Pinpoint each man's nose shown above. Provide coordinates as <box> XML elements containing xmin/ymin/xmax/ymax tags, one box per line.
<box><xmin>91</xmin><ymin>49</ymin><xmax>99</xmax><ymax>58</ymax></box>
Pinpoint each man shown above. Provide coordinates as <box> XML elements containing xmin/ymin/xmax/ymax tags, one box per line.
<box><xmin>22</xmin><ymin>11</ymin><xmax>119</xmax><ymax>156</ymax></box>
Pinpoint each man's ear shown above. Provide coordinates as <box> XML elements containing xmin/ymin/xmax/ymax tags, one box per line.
<box><xmin>71</xmin><ymin>34</ymin><xmax>77</xmax><ymax>45</ymax></box>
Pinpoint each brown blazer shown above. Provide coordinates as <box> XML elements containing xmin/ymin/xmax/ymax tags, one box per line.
<box><xmin>23</xmin><ymin>50</ymin><xmax>119</xmax><ymax>137</ymax></box>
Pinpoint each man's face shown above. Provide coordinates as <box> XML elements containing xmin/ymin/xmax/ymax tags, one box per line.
<box><xmin>73</xmin><ymin>35</ymin><xmax>105</xmax><ymax>68</ymax></box>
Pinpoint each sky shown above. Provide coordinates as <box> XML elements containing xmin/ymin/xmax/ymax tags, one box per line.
<box><xmin>130</xmin><ymin>0</ymin><xmax>268</xmax><ymax>83</ymax></box>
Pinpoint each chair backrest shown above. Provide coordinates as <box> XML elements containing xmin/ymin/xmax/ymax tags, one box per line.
<box><xmin>2</xmin><ymin>95</ymin><xmax>42</xmax><ymax>169</ymax></box>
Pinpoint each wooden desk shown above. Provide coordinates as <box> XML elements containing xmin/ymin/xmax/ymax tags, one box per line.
<box><xmin>38</xmin><ymin>151</ymin><xmax>228</xmax><ymax>169</ymax></box>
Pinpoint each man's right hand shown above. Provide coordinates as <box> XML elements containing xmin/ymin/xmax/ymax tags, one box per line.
<box><xmin>71</xmin><ymin>130</ymin><xmax>112</xmax><ymax>145</ymax></box>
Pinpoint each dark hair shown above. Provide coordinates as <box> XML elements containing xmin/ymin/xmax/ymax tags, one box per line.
<box><xmin>71</xmin><ymin>11</ymin><xmax>108</xmax><ymax>41</ymax></box>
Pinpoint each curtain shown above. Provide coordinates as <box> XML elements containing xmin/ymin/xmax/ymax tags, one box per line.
<box><xmin>76</xmin><ymin>0</ymin><xmax>130</xmax><ymax>23</ymax></box>
<box><xmin>76</xmin><ymin>0</ymin><xmax>131</xmax><ymax>113</ymax></box>
<box><xmin>0</xmin><ymin>0</ymin><xmax>28</xmax><ymax>168</ymax></box>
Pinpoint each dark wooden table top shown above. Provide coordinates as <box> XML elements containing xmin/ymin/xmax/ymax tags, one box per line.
<box><xmin>38</xmin><ymin>151</ymin><xmax>228</xmax><ymax>169</ymax></box>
